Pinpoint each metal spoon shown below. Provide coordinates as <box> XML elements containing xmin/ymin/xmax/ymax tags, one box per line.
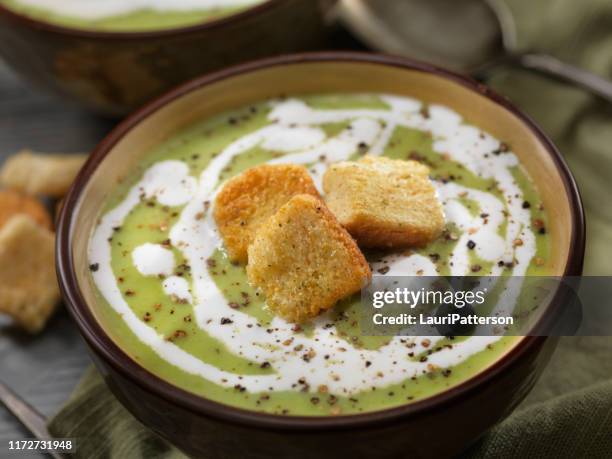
<box><xmin>338</xmin><ymin>0</ymin><xmax>612</xmax><ymax>103</ymax></box>
<box><xmin>0</xmin><ymin>379</ymin><xmax>67</xmax><ymax>459</ymax></box>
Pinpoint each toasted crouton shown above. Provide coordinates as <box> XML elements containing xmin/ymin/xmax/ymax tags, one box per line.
<box><xmin>0</xmin><ymin>215</ymin><xmax>59</xmax><ymax>333</ymax></box>
<box><xmin>359</xmin><ymin>155</ymin><xmax>430</xmax><ymax>178</ymax></box>
<box><xmin>247</xmin><ymin>194</ymin><xmax>371</xmax><ymax>322</ymax></box>
<box><xmin>0</xmin><ymin>189</ymin><xmax>52</xmax><ymax>230</ymax></box>
<box><xmin>214</xmin><ymin>164</ymin><xmax>319</xmax><ymax>263</ymax></box>
<box><xmin>323</xmin><ymin>155</ymin><xmax>444</xmax><ymax>248</ymax></box>
<box><xmin>0</xmin><ymin>150</ymin><xmax>87</xmax><ymax>197</ymax></box>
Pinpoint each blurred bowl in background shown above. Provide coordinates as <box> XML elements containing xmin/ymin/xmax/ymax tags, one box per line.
<box><xmin>0</xmin><ymin>0</ymin><xmax>336</xmax><ymax>116</ymax></box>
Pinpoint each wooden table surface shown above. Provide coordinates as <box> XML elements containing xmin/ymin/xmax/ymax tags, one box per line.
<box><xmin>0</xmin><ymin>60</ymin><xmax>114</xmax><ymax>458</ymax></box>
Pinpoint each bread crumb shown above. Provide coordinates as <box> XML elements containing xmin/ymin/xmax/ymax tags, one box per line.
<box><xmin>247</xmin><ymin>194</ymin><xmax>371</xmax><ymax>322</ymax></box>
<box><xmin>0</xmin><ymin>215</ymin><xmax>59</xmax><ymax>333</ymax></box>
<box><xmin>323</xmin><ymin>156</ymin><xmax>445</xmax><ymax>248</ymax></box>
<box><xmin>214</xmin><ymin>164</ymin><xmax>319</xmax><ymax>263</ymax></box>
<box><xmin>0</xmin><ymin>189</ymin><xmax>52</xmax><ymax>230</ymax></box>
<box><xmin>0</xmin><ymin>150</ymin><xmax>87</xmax><ymax>197</ymax></box>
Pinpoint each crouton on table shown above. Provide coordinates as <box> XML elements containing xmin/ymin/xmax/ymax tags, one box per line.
<box><xmin>214</xmin><ymin>164</ymin><xmax>319</xmax><ymax>263</ymax></box>
<box><xmin>0</xmin><ymin>150</ymin><xmax>87</xmax><ymax>198</ymax></box>
<box><xmin>247</xmin><ymin>194</ymin><xmax>371</xmax><ymax>323</ymax></box>
<box><xmin>0</xmin><ymin>215</ymin><xmax>59</xmax><ymax>333</ymax></box>
<box><xmin>323</xmin><ymin>155</ymin><xmax>444</xmax><ymax>248</ymax></box>
<box><xmin>0</xmin><ymin>189</ymin><xmax>52</xmax><ymax>230</ymax></box>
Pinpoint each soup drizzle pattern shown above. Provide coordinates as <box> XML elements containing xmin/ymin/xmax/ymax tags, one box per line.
<box><xmin>5</xmin><ymin>0</ymin><xmax>264</xmax><ymax>19</ymax></box>
<box><xmin>89</xmin><ymin>95</ymin><xmax>536</xmax><ymax>396</ymax></box>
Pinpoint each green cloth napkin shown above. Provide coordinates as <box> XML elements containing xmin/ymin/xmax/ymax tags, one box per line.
<box><xmin>48</xmin><ymin>368</ymin><xmax>185</xmax><ymax>459</ymax></box>
<box><xmin>48</xmin><ymin>338</ymin><xmax>612</xmax><ymax>459</ymax></box>
<box><xmin>489</xmin><ymin>0</ymin><xmax>612</xmax><ymax>277</ymax></box>
<box><xmin>48</xmin><ymin>0</ymin><xmax>612</xmax><ymax>457</ymax></box>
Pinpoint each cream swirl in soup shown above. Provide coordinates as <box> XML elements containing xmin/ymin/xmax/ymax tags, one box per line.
<box><xmin>4</xmin><ymin>0</ymin><xmax>264</xmax><ymax>19</ymax></box>
<box><xmin>88</xmin><ymin>94</ymin><xmax>551</xmax><ymax>415</ymax></box>
<box><xmin>0</xmin><ymin>0</ymin><xmax>266</xmax><ymax>31</ymax></box>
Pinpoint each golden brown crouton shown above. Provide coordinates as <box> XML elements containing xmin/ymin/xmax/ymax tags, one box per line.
<box><xmin>0</xmin><ymin>215</ymin><xmax>59</xmax><ymax>333</ymax></box>
<box><xmin>214</xmin><ymin>164</ymin><xmax>319</xmax><ymax>263</ymax></box>
<box><xmin>247</xmin><ymin>194</ymin><xmax>371</xmax><ymax>322</ymax></box>
<box><xmin>359</xmin><ymin>155</ymin><xmax>430</xmax><ymax>178</ymax></box>
<box><xmin>0</xmin><ymin>150</ymin><xmax>87</xmax><ymax>197</ymax></box>
<box><xmin>323</xmin><ymin>155</ymin><xmax>444</xmax><ymax>248</ymax></box>
<box><xmin>0</xmin><ymin>189</ymin><xmax>52</xmax><ymax>230</ymax></box>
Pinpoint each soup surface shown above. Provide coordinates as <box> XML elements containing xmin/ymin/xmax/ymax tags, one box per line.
<box><xmin>87</xmin><ymin>94</ymin><xmax>552</xmax><ymax>415</ymax></box>
<box><xmin>0</xmin><ymin>0</ymin><xmax>265</xmax><ymax>31</ymax></box>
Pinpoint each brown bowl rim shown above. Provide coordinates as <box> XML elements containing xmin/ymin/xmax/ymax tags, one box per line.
<box><xmin>56</xmin><ymin>51</ymin><xmax>585</xmax><ymax>432</ymax></box>
<box><xmin>0</xmin><ymin>0</ymin><xmax>280</xmax><ymax>39</ymax></box>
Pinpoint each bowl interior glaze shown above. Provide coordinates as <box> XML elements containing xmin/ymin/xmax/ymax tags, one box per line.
<box><xmin>59</xmin><ymin>53</ymin><xmax>584</xmax><ymax>427</ymax></box>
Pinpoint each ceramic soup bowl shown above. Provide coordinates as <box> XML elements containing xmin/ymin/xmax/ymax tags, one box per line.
<box><xmin>56</xmin><ymin>53</ymin><xmax>585</xmax><ymax>458</ymax></box>
<box><xmin>0</xmin><ymin>0</ymin><xmax>336</xmax><ymax>116</ymax></box>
